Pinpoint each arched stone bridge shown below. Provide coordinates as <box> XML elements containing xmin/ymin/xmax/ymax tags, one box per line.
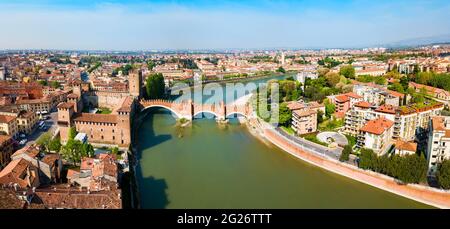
<box><xmin>139</xmin><ymin>99</ymin><xmax>253</xmax><ymax>120</ymax></box>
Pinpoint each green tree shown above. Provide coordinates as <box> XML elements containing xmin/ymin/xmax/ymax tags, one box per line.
<box><xmin>325</xmin><ymin>72</ymin><xmax>340</xmax><ymax>87</ymax></box>
<box><xmin>317</xmin><ymin>110</ymin><xmax>324</xmax><ymax>124</ymax></box>
<box><xmin>412</xmin><ymin>93</ymin><xmax>425</xmax><ymax>104</ymax></box>
<box><xmin>36</xmin><ymin>132</ymin><xmax>52</xmax><ymax>153</ymax></box>
<box><xmin>147</xmin><ymin>60</ymin><xmax>156</xmax><ymax>70</ymax></box>
<box><xmin>324</xmin><ymin>99</ymin><xmax>335</xmax><ymax>118</ymax></box>
<box><xmin>339</xmin><ymin>65</ymin><xmax>355</xmax><ymax>79</ymax></box>
<box><xmin>68</xmin><ymin>127</ymin><xmax>78</xmax><ymax>140</ymax></box>
<box><xmin>388</xmin><ymin>82</ymin><xmax>405</xmax><ymax>93</ymax></box>
<box><xmin>358</xmin><ymin>148</ymin><xmax>377</xmax><ymax>170</ymax></box>
<box><xmin>81</xmin><ymin>143</ymin><xmax>95</xmax><ymax>158</ymax></box>
<box><xmin>50</xmin><ymin>81</ymin><xmax>61</xmax><ymax>89</ymax></box>
<box><xmin>276</xmin><ymin>66</ymin><xmax>286</xmax><ymax>73</ymax></box>
<box><xmin>374</xmin><ymin>77</ymin><xmax>387</xmax><ymax>85</ymax></box>
<box><xmin>37</xmin><ymin>80</ymin><xmax>48</xmax><ymax>86</ymax></box>
<box><xmin>145</xmin><ymin>73</ymin><xmax>165</xmax><ymax>99</ymax></box>
<box><xmin>339</xmin><ymin>145</ymin><xmax>352</xmax><ymax>162</ymax></box>
<box><xmin>61</xmin><ymin>139</ymin><xmax>83</xmax><ymax>165</ymax></box>
<box><xmin>278</xmin><ymin>102</ymin><xmax>292</xmax><ymax>127</ymax></box>
<box><xmin>437</xmin><ymin>160</ymin><xmax>450</xmax><ymax>190</ymax></box>
<box><xmin>61</xmin><ymin>140</ymin><xmax>95</xmax><ymax>165</ymax></box>
<box><xmin>48</xmin><ymin>137</ymin><xmax>62</xmax><ymax>152</ymax></box>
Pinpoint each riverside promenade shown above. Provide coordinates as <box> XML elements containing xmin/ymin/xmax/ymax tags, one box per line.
<box><xmin>263</xmin><ymin>125</ymin><xmax>450</xmax><ymax>209</ymax></box>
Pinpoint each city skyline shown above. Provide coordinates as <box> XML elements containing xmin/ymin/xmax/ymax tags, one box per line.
<box><xmin>1</xmin><ymin>0</ymin><xmax>450</xmax><ymax>50</ymax></box>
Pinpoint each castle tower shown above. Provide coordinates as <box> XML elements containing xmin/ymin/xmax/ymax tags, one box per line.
<box><xmin>129</xmin><ymin>70</ymin><xmax>142</xmax><ymax>98</ymax></box>
<box><xmin>116</xmin><ymin>109</ymin><xmax>131</xmax><ymax>147</ymax></box>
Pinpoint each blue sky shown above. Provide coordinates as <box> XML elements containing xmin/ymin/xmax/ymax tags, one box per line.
<box><xmin>1</xmin><ymin>0</ymin><xmax>450</xmax><ymax>50</ymax></box>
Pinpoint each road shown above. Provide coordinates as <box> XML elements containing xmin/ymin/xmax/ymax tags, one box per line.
<box><xmin>21</xmin><ymin>110</ymin><xmax>58</xmax><ymax>148</ymax></box>
<box><xmin>275</xmin><ymin>127</ymin><xmax>342</xmax><ymax>160</ymax></box>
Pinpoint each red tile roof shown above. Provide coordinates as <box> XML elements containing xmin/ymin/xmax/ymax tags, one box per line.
<box><xmin>375</xmin><ymin>104</ymin><xmax>396</xmax><ymax>114</ymax></box>
<box><xmin>360</xmin><ymin>117</ymin><xmax>394</xmax><ymax>135</ymax></box>
<box><xmin>0</xmin><ymin>115</ymin><xmax>16</xmax><ymax>123</ymax></box>
<box><xmin>354</xmin><ymin>101</ymin><xmax>372</xmax><ymax>108</ymax></box>
<box><xmin>395</xmin><ymin>140</ymin><xmax>417</xmax><ymax>152</ymax></box>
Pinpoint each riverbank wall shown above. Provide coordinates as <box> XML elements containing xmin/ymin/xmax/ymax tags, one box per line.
<box><xmin>263</xmin><ymin>127</ymin><xmax>450</xmax><ymax>209</ymax></box>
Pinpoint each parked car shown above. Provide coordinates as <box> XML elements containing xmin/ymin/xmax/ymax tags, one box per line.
<box><xmin>19</xmin><ymin>134</ymin><xmax>26</xmax><ymax>138</ymax></box>
<box><xmin>19</xmin><ymin>139</ymin><xmax>27</xmax><ymax>145</ymax></box>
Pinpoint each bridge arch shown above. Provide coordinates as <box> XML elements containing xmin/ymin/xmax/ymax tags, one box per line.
<box><xmin>142</xmin><ymin>104</ymin><xmax>183</xmax><ymax>119</ymax></box>
<box><xmin>193</xmin><ymin>110</ymin><xmax>221</xmax><ymax>119</ymax></box>
<box><xmin>225</xmin><ymin>112</ymin><xmax>248</xmax><ymax>119</ymax></box>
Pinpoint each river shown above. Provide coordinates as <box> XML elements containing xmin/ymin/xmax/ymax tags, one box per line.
<box><xmin>135</xmin><ymin>74</ymin><xmax>432</xmax><ymax>209</ymax></box>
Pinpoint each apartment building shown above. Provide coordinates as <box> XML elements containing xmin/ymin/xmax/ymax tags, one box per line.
<box><xmin>327</xmin><ymin>92</ymin><xmax>363</xmax><ymax>117</ymax></box>
<box><xmin>16</xmin><ymin>110</ymin><xmax>38</xmax><ymax>134</ymax></box>
<box><xmin>353</xmin><ymin>83</ymin><xmax>404</xmax><ymax>107</ymax></box>
<box><xmin>0</xmin><ymin>114</ymin><xmax>18</xmax><ymax>137</ymax></box>
<box><xmin>0</xmin><ymin>135</ymin><xmax>15</xmax><ymax>169</ymax></box>
<box><xmin>344</xmin><ymin>102</ymin><xmax>443</xmax><ymax>142</ymax></box>
<box><xmin>427</xmin><ymin>116</ymin><xmax>450</xmax><ymax>173</ymax></box>
<box><xmin>291</xmin><ymin>109</ymin><xmax>317</xmax><ymax>135</ymax></box>
<box><xmin>358</xmin><ymin>117</ymin><xmax>394</xmax><ymax>155</ymax></box>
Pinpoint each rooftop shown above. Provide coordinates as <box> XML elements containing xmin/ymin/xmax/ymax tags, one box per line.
<box><xmin>73</xmin><ymin>113</ymin><xmax>118</xmax><ymax>124</ymax></box>
<box><xmin>394</xmin><ymin>140</ymin><xmax>417</xmax><ymax>152</ymax></box>
<box><xmin>360</xmin><ymin>117</ymin><xmax>394</xmax><ymax>135</ymax></box>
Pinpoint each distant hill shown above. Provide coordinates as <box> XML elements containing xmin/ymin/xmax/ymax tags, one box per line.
<box><xmin>383</xmin><ymin>34</ymin><xmax>450</xmax><ymax>48</ymax></box>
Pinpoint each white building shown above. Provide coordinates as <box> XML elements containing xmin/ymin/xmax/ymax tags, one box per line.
<box><xmin>427</xmin><ymin>116</ymin><xmax>450</xmax><ymax>173</ymax></box>
<box><xmin>358</xmin><ymin>117</ymin><xmax>394</xmax><ymax>155</ymax></box>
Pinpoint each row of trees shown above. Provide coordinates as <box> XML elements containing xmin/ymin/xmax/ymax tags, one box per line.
<box><xmin>358</xmin><ymin>148</ymin><xmax>428</xmax><ymax>184</ymax></box>
<box><xmin>413</xmin><ymin>72</ymin><xmax>450</xmax><ymax>92</ymax></box>
<box><xmin>436</xmin><ymin>160</ymin><xmax>450</xmax><ymax>190</ymax></box>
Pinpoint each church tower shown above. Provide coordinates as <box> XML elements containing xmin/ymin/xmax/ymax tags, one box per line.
<box><xmin>129</xmin><ymin>70</ymin><xmax>142</xmax><ymax>98</ymax></box>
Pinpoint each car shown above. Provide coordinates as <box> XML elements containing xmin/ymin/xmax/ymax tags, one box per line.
<box><xmin>19</xmin><ymin>139</ymin><xmax>27</xmax><ymax>145</ymax></box>
<box><xmin>20</xmin><ymin>134</ymin><xmax>26</xmax><ymax>138</ymax></box>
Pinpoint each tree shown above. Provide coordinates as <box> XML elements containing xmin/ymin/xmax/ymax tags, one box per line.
<box><xmin>48</xmin><ymin>137</ymin><xmax>62</xmax><ymax>152</ymax></box>
<box><xmin>61</xmin><ymin>139</ymin><xmax>83</xmax><ymax>165</ymax></box>
<box><xmin>50</xmin><ymin>81</ymin><xmax>61</xmax><ymax>89</ymax></box>
<box><xmin>437</xmin><ymin>160</ymin><xmax>450</xmax><ymax>190</ymax></box>
<box><xmin>339</xmin><ymin>145</ymin><xmax>352</xmax><ymax>162</ymax></box>
<box><xmin>317</xmin><ymin>68</ymin><xmax>330</xmax><ymax>77</ymax></box>
<box><xmin>81</xmin><ymin>143</ymin><xmax>95</xmax><ymax>158</ymax></box>
<box><xmin>278</xmin><ymin>102</ymin><xmax>292</xmax><ymax>127</ymax></box>
<box><xmin>68</xmin><ymin>127</ymin><xmax>78</xmax><ymax>140</ymax></box>
<box><xmin>412</xmin><ymin>93</ymin><xmax>425</xmax><ymax>104</ymax></box>
<box><xmin>276</xmin><ymin>66</ymin><xmax>286</xmax><ymax>73</ymax></box>
<box><xmin>374</xmin><ymin>76</ymin><xmax>387</xmax><ymax>85</ymax></box>
<box><xmin>317</xmin><ymin>110</ymin><xmax>324</xmax><ymax>124</ymax></box>
<box><xmin>38</xmin><ymin>80</ymin><xmax>48</xmax><ymax>86</ymax></box>
<box><xmin>61</xmin><ymin>140</ymin><xmax>95</xmax><ymax>165</ymax></box>
<box><xmin>145</xmin><ymin>73</ymin><xmax>165</xmax><ymax>99</ymax></box>
<box><xmin>112</xmin><ymin>147</ymin><xmax>119</xmax><ymax>155</ymax></box>
<box><xmin>324</xmin><ymin>99</ymin><xmax>335</xmax><ymax>118</ymax></box>
<box><xmin>339</xmin><ymin>65</ymin><xmax>355</xmax><ymax>79</ymax></box>
<box><xmin>147</xmin><ymin>60</ymin><xmax>156</xmax><ymax>70</ymax></box>
<box><xmin>36</xmin><ymin>132</ymin><xmax>52</xmax><ymax>153</ymax></box>
<box><xmin>325</xmin><ymin>72</ymin><xmax>340</xmax><ymax>87</ymax></box>
<box><xmin>388</xmin><ymin>82</ymin><xmax>405</xmax><ymax>93</ymax></box>
<box><xmin>358</xmin><ymin>148</ymin><xmax>377</xmax><ymax>170</ymax></box>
